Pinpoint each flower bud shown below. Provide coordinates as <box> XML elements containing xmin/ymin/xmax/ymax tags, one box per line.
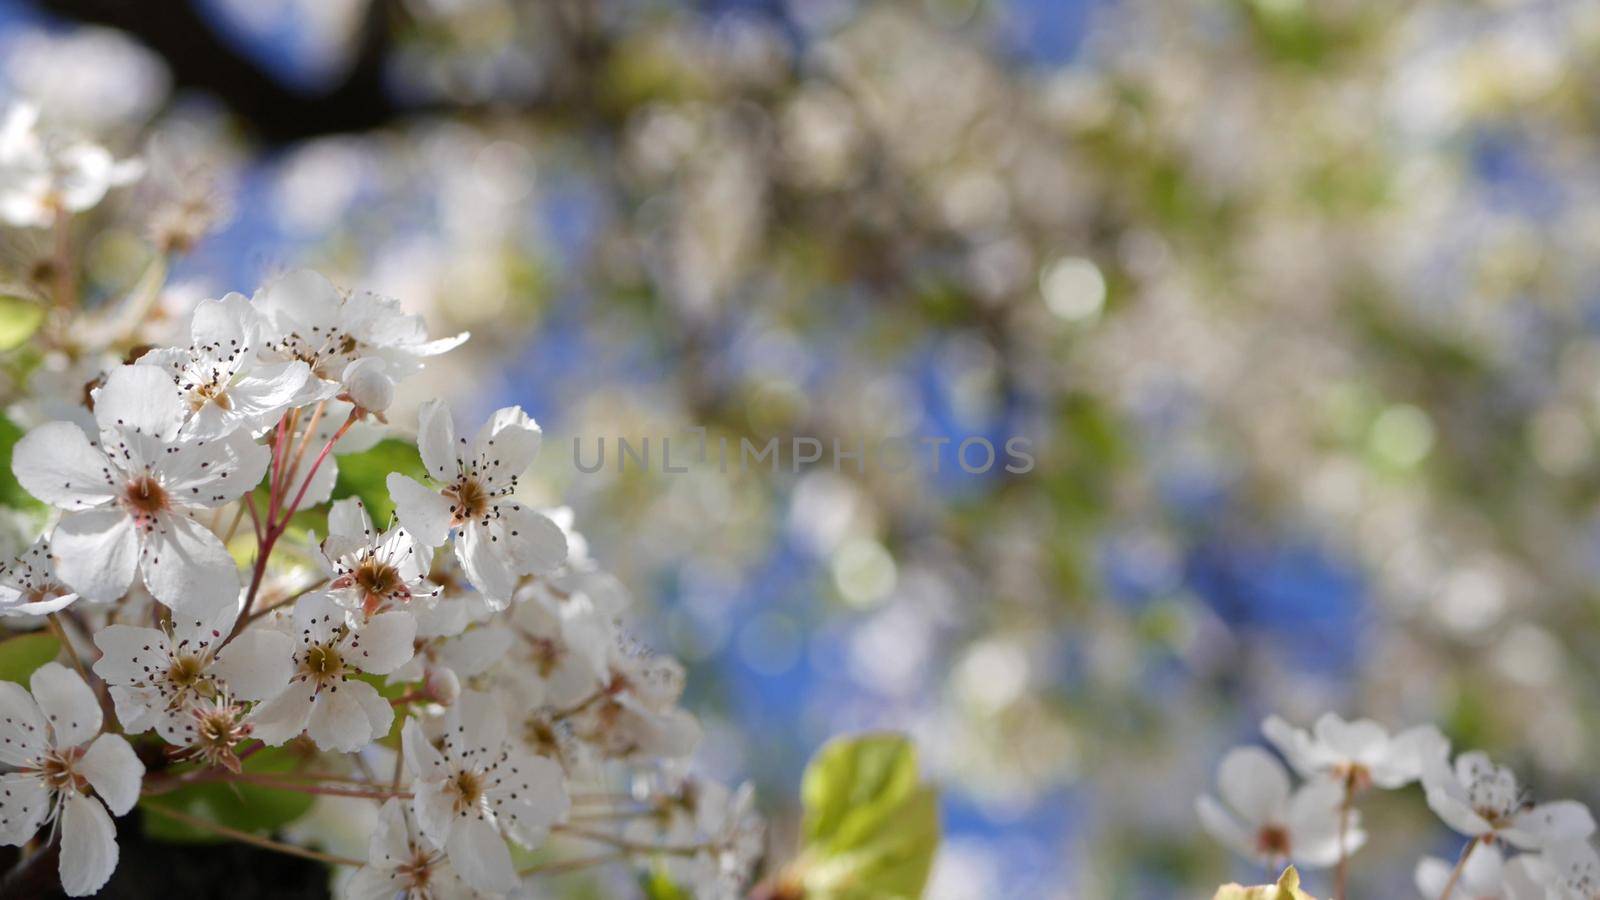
<box><xmin>341</xmin><ymin>357</ymin><xmax>393</xmax><ymax>414</ymax></box>
<box><xmin>426</xmin><ymin>666</ymin><xmax>461</xmax><ymax>706</ymax></box>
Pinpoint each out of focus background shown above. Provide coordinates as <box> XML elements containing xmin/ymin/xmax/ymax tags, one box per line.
<box><xmin>4</xmin><ymin>0</ymin><xmax>1600</xmax><ymax>896</ymax></box>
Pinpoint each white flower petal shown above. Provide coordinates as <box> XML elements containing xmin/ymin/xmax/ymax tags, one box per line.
<box><xmin>410</xmin><ymin>778</ymin><xmax>455</xmax><ymax>850</ymax></box>
<box><xmin>189</xmin><ymin>294</ymin><xmax>258</xmax><ymax>364</ymax></box>
<box><xmin>402</xmin><ymin>717</ymin><xmax>447</xmax><ymax>782</ymax></box>
<box><xmin>0</xmin><ymin>682</ymin><xmax>47</xmax><ymax>766</ymax></box>
<box><xmin>256</xmin><ymin>269</ymin><xmax>340</xmax><ymax>331</ymax></box>
<box><xmin>91</xmin><ymin>625</ymin><xmax>171</xmax><ymax>691</ymax></box>
<box><xmin>456</xmin><ymin>520</ymin><xmax>517</xmax><ymax>603</ymax></box>
<box><xmin>53</xmin><ymin>509</ymin><xmax>138</xmax><ymax>603</ymax></box>
<box><xmin>140</xmin><ymin>513</ymin><xmax>240</xmax><ymax>608</ymax></box>
<box><xmin>367</xmin><ymin>798</ymin><xmax>411</xmax><ymax>869</ymax></box>
<box><xmin>30</xmin><ymin>661</ymin><xmax>101</xmax><ymax>748</ymax></box>
<box><xmin>445</xmin><ymin>814</ymin><xmax>516</xmax><ymax>893</ymax></box>
<box><xmin>12</xmin><ymin>421</ymin><xmax>116</xmax><ymax>510</ymax></box>
<box><xmin>344</xmin><ymin>611</ymin><xmax>416</xmax><ymax>676</ymax></box>
<box><xmin>0</xmin><ymin>772</ymin><xmax>48</xmax><ymax>845</ymax></box>
<box><xmin>1197</xmin><ymin>794</ymin><xmax>1257</xmax><ymax>860</ymax></box>
<box><xmin>416</xmin><ymin>399</ymin><xmax>458</xmax><ymax>482</ymax></box>
<box><xmin>470</xmin><ymin>406</ymin><xmax>541</xmax><ymax>491</ymax></box>
<box><xmin>211</xmin><ymin>628</ymin><xmax>295</xmax><ymax>701</ymax></box>
<box><xmin>437</xmin><ymin>626</ymin><xmax>512</xmax><ymax>679</ymax></box>
<box><xmin>328</xmin><ymin>497</ymin><xmax>375</xmax><ymax>544</ymax></box>
<box><xmin>159</xmin><ymin>432</ymin><xmax>272</xmax><ymax>509</ymax></box>
<box><xmin>307</xmin><ymin>680</ymin><xmax>385</xmax><ymax>752</ymax></box>
<box><xmin>388</xmin><ymin>474</ymin><xmax>453</xmax><ymax>547</ymax></box>
<box><xmin>344</xmin><ymin>865</ymin><xmax>404</xmax><ymax>900</ymax></box>
<box><xmin>492</xmin><ymin>502</ymin><xmax>567</xmax><ymax>576</ymax></box>
<box><xmin>453</xmin><ymin>690</ymin><xmax>507</xmax><ymax>763</ymax></box>
<box><xmin>1216</xmin><ymin>746</ymin><xmax>1290</xmax><ymax>826</ymax></box>
<box><xmin>246</xmin><ymin>678</ymin><xmax>316</xmax><ymax>746</ymax></box>
<box><xmin>488</xmin><ymin>750</ymin><xmax>568</xmax><ymax>848</ymax></box>
<box><xmin>94</xmin><ymin>364</ymin><xmax>185</xmax><ymax>443</ymax></box>
<box><xmin>59</xmin><ymin>793</ymin><xmax>118</xmax><ymax>897</ymax></box>
<box><xmin>77</xmin><ymin>734</ymin><xmax>143</xmax><ymax>816</ymax></box>
<box><xmin>1507</xmin><ymin>801</ymin><xmax>1596</xmax><ymax>850</ymax></box>
<box><xmin>353</xmin><ymin>676</ymin><xmax>396</xmax><ymax>742</ymax></box>
<box><xmin>293</xmin><ymin>591</ymin><xmax>345</xmax><ymax>644</ymax></box>
<box><xmin>1425</xmin><ymin>782</ymin><xmax>1492</xmax><ymax>838</ymax></box>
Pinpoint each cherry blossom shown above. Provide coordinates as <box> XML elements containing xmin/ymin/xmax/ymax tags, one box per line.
<box><xmin>136</xmin><ymin>292</ymin><xmax>324</xmax><ymax>440</ymax></box>
<box><xmin>0</xmin><ymin>102</ymin><xmax>141</xmax><ymax>228</ymax></box>
<box><xmin>1196</xmin><ymin>745</ymin><xmax>1360</xmax><ymax>869</ymax></box>
<box><xmin>12</xmin><ymin>364</ymin><xmax>270</xmax><ymax>605</ymax></box>
<box><xmin>253</xmin><ymin>268</ymin><xmax>467</xmax><ymax>389</ymax></box>
<box><xmin>1263</xmin><ymin>713</ymin><xmax>1448</xmax><ymax>791</ymax></box>
<box><xmin>504</xmin><ymin>588</ymin><xmax>610</xmax><ymax>710</ymax></box>
<box><xmin>247</xmin><ymin>592</ymin><xmax>415</xmax><ymax>751</ymax></box>
<box><xmin>387</xmin><ymin>401</ymin><xmax>567</xmax><ymax>603</ymax></box>
<box><xmin>1423</xmin><ymin>750</ymin><xmax>1596</xmax><ymax>850</ymax></box>
<box><xmin>0</xmin><ymin>535</ymin><xmax>78</xmax><ymax>617</ymax></box>
<box><xmin>570</xmin><ymin>632</ymin><xmax>701</xmax><ymax>761</ymax></box>
<box><xmin>91</xmin><ymin>592</ymin><xmax>293</xmax><ymax>743</ymax></box>
<box><xmin>401</xmin><ymin>690</ymin><xmax>570</xmax><ymax>894</ymax></box>
<box><xmin>316</xmin><ymin>497</ymin><xmax>439</xmax><ymax>619</ymax></box>
<box><xmin>626</xmin><ymin>775</ymin><xmax>765</xmax><ymax>900</ymax></box>
<box><xmin>0</xmin><ymin>663</ymin><xmax>143</xmax><ymax>896</ymax></box>
<box><xmin>345</xmin><ymin>798</ymin><xmax>475</xmax><ymax>900</ymax></box>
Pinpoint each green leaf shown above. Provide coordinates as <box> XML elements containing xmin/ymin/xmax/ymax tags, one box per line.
<box><xmin>139</xmin><ymin>747</ymin><xmax>317</xmax><ymax>843</ymax></box>
<box><xmin>0</xmin><ymin>415</ymin><xmax>44</xmax><ymax>512</ymax></box>
<box><xmin>796</xmin><ymin>733</ymin><xmax>940</xmax><ymax>900</ymax></box>
<box><xmin>0</xmin><ymin>632</ymin><xmax>60</xmax><ymax>684</ymax></box>
<box><xmin>1214</xmin><ymin>867</ymin><xmax>1317</xmax><ymax>900</ymax></box>
<box><xmin>331</xmin><ymin>439</ymin><xmax>428</xmax><ymax>524</ymax></box>
<box><xmin>640</xmin><ymin>868</ymin><xmax>691</xmax><ymax>900</ymax></box>
<box><xmin>0</xmin><ymin>294</ymin><xmax>45</xmax><ymax>351</ymax></box>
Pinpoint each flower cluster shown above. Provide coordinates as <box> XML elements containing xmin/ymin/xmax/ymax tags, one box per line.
<box><xmin>1200</xmin><ymin>714</ymin><xmax>1598</xmax><ymax>899</ymax></box>
<box><xmin>0</xmin><ymin>102</ymin><xmax>762</xmax><ymax>899</ymax></box>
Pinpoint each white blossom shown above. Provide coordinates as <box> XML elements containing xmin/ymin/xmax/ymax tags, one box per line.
<box><xmin>0</xmin><ymin>102</ymin><xmax>141</xmax><ymax>228</ymax></box>
<box><xmin>247</xmin><ymin>592</ymin><xmax>415</xmax><ymax>751</ymax></box>
<box><xmin>571</xmin><ymin>633</ymin><xmax>701</xmax><ymax>761</ymax></box>
<box><xmin>401</xmin><ymin>690</ymin><xmax>570</xmax><ymax>894</ymax></box>
<box><xmin>254</xmin><ymin>268</ymin><xmax>467</xmax><ymax>390</ymax></box>
<box><xmin>92</xmin><ymin>592</ymin><xmax>293</xmax><ymax>742</ymax></box>
<box><xmin>1196</xmin><ymin>745</ymin><xmax>1361</xmax><ymax>869</ymax></box>
<box><xmin>387</xmin><ymin>401</ymin><xmax>567</xmax><ymax>604</ymax></box>
<box><xmin>1263</xmin><ymin>713</ymin><xmax>1448</xmax><ymax>790</ymax></box>
<box><xmin>12</xmin><ymin>364</ymin><xmax>270</xmax><ymax>605</ymax></box>
<box><xmin>504</xmin><ymin>589</ymin><xmax>610</xmax><ymax>710</ymax></box>
<box><xmin>344</xmin><ymin>798</ymin><xmax>476</xmax><ymax>900</ymax></box>
<box><xmin>0</xmin><ymin>535</ymin><xmax>79</xmax><ymax>617</ymax></box>
<box><xmin>316</xmin><ymin>497</ymin><xmax>439</xmax><ymax>620</ymax></box>
<box><xmin>1423</xmin><ymin>750</ymin><xmax>1596</xmax><ymax>850</ymax></box>
<box><xmin>137</xmin><ymin>292</ymin><xmax>324</xmax><ymax>440</ymax></box>
<box><xmin>626</xmin><ymin>776</ymin><xmax>765</xmax><ymax>900</ymax></box>
<box><xmin>0</xmin><ymin>663</ymin><xmax>143</xmax><ymax>896</ymax></box>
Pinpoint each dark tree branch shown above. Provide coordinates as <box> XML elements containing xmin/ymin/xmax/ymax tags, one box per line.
<box><xmin>27</xmin><ymin>0</ymin><xmax>403</xmax><ymax>145</ymax></box>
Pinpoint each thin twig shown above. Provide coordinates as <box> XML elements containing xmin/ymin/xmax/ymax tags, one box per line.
<box><xmin>554</xmin><ymin>824</ymin><xmax>704</xmax><ymax>857</ymax></box>
<box><xmin>519</xmin><ymin>851</ymin><xmax>626</xmax><ymax>877</ymax></box>
<box><xmin>1438</xmin><ymin>836</ymin><xmax>1479</xmax><ymax>900</ymax></box>
<box><xmin>141</xmin><ymin>803</ymin><xmax>364</xmax><ymax>867</ymax></box>
<box><xmin>46</xmin><ymin>614</ymin><xmax>92</xmax><ymax>686</ymax></box>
